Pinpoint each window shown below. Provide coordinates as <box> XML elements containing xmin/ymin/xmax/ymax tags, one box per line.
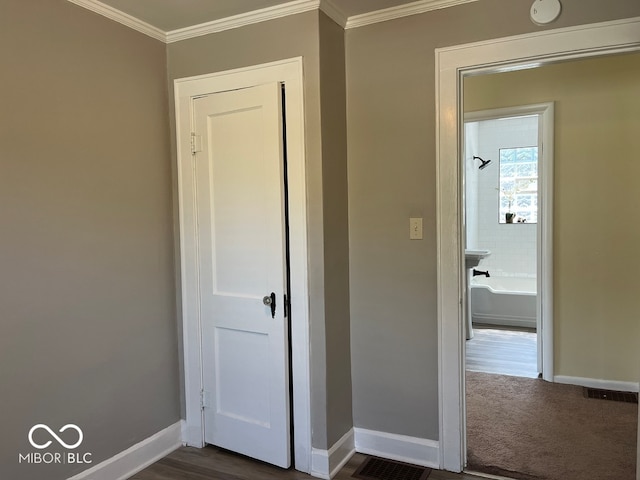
<box><xmin>499</xmin><ymin>146</ymin><xmax>538</xmax><ymax>223</ymax></box>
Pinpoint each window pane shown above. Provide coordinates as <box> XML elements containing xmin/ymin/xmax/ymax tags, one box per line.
<box><xmin>500</xmin><ymin>164</ymin><xmax>516</xmax><ymax>177</ymax></box>
<box><xmin>499</xmin><ymin>146</ymin><xmax>538</xmax><ymax>224</ymax></box>
<box><xmin>516</xmin><ymin>195</ymin><xmax>532</xmax><ymax>208</ymax></box>
<box><xmin>516</xmin><ymin>163</ymin><xmax>535</xmax><ymax>177</ymax></box>
<box><xmin>500</xmin><ymin>149</ymin><xmax>517</xmax><ymax>163</ymax></box>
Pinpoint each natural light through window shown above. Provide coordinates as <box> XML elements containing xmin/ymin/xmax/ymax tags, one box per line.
<box><xmin>499</xmin><ymin>146</ymin><xmax>538</xmax><ymax>224</ymax></box>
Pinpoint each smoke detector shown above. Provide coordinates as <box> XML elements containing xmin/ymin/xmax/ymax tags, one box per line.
<box><xmin>530</xmin><ymin>0</ymin><xmax>562</xmax><ymax>25</ymax></box>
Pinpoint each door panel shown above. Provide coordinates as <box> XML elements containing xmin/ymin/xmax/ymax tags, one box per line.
<box><xmin>215</xmin><ymin>327</ymin><xmax>270</xmax><ymax>426</ymax></box>
<box><xmin>208</xmin><ymin>105</ymin><xmax>276</xmax><ymax>295</ymax></box>
<box><xmin>194</xmin><ymin>82</ymin><xmax>290</xmax><ymax>468</ymax></box>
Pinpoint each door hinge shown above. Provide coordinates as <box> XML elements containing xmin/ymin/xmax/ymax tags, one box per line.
<box><xmin>191</xmin><ymin>133</ymin><xmax>202</xmax><ymax>155</ymax></box>
<box><xmin>200</xmin><ymin>390</ymin><xmax>211</xmax><ymax>410</ymax></box>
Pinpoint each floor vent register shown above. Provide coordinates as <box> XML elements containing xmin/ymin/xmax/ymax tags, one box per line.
<box><xmin>584</xmin><ymin>387</ymin><xmax>638</xmax><ymax>404</ymax></box>
<box><xmin>352</xmin><ymin>456</ymin><xmax>431</xmax><ymax>480</ymax></box>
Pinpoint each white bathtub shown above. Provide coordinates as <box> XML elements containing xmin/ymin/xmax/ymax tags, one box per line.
<box><xmin>470</xmin><ymin>276</ymin><xmax>537</xmax><ymax>329</ymax></box>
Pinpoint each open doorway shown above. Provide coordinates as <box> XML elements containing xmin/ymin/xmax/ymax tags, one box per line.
<box><xmin>464</xmin><ymin>113</ymin><xmax>539</xmax><ymax>379</ymax></box>
<box><xmin>463</xmin><ymin>105</ymin><xmax>553</xmax><ymax>382</ymax></box>
<box><xmin>435</xmin><ymin>16</ymin><xmax>640</xmax><ymax>479</ymax></box>
<box><xmin>462</xmin><ymin>48</ymin><xmax>639</xmax><ymax>480</ymax></box>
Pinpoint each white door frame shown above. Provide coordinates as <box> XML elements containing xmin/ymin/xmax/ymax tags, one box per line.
<box><xmin>435</xmin><ymin>17</ymin><xmax>640</xmax><ymax>472</ymax></box>
<box><xmin>174</xmin><ymin>57</ymin><xmax>312</xmax><ymax>472</ymax></box>
<box><xmin>464</xmin><ymin>102</ymin><xmax>554</xmax><ymax>381</ymax></box>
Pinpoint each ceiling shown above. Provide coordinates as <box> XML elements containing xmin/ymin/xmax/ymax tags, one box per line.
<box><xmin>85</xmin><ymin>0</ymin><xmax>426</xmax><ymax>32</ymax></box>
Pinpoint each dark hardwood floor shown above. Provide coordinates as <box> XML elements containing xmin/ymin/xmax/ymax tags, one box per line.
<box><xmin>130</xmin><ymin>446</ymin><xmax>489</xmax><ymax>480</ymax></box>
<box><xmin>465</xmin><ymin>325</ymin><xmax>538</xmax><ymax>378</ymax></box>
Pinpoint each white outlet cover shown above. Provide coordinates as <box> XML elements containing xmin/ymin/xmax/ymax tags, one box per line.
<box><xmin>530</xmin><ymin>0</ymin><xmax>561</xmax><ymax>25</ymax></box>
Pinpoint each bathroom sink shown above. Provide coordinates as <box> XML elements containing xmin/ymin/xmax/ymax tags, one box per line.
<box><xmin>465</xmin><ymin>249</ymin><xmax>491</xmax><ymax>269</ymax></box>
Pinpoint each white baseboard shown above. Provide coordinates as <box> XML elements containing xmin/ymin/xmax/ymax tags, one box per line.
<box><xmin>67</xmin><ymin>421</ymin><xmax>183</xmax><ymax>480</ymax></box>
<box><xmin>554</xmin><ymin>375</ymin><xmax>640</xmax><ymax>393</ymax></box>
<box><xmin>353</xmin><ymin>428</ymin><xmax>439</xmax><ymax>469</ymax></box>
<box><xmin>472</xmin><ymin>313</ymin><xmax>536</xmax><ymax>329</ymax></box>
<box><xmin>311</xmin><ymin>428</ymin><xmax>355</xmax><ymax>479</ymax></box>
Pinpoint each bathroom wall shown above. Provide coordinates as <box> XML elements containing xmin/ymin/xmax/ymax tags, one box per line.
<box><xmin>464</xmin><ymin>123</ymin><xmax>480</xmax><ymax>251</ymax></box>
<box><xmin>465</xmin><ymin>116</ymin><xmax>538</xmax><ymax>278</ymax></box>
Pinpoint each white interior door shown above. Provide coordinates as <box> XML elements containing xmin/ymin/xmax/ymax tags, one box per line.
<box><xmin>193</xmin><ymin>82</ymin><xmax>290</xmax><ymax>468</ymax></box>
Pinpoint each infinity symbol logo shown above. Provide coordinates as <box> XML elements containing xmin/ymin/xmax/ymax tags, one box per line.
<box><xmin>28</xmin><ymin>424</ymin><xmax>83</xmax><ymax>450</ymax></box>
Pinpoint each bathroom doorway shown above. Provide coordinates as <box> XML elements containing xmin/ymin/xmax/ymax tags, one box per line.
<box><xmin>463</xmin><ymin>103</ymin><xmax>554</xmax><ymax>381</ymax></box>
<box><xmin>435</xmin><ymin>21</ymin><xmax>640</xmax><ymax>478</ymax></box>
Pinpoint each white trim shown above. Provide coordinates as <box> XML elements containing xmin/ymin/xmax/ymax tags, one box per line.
<box><xmin>345</xmin><ymin>0</ymin><xmax>478</xmax><ymax>29</ymax></box>
<box><xmin>436</xmin><ymin>16</ymin><xmax>640</xmax><ymax>472</ymax></box>
<box><xmin>67</xmin><ymin>421</ymin><xmax>182</xmax><ymax>480</ymax></box>
<box><xmin>353</xmin><ymin>428</ymin><xmax>439</xmax><ymax>469</ymax></box>
<box><xmin>537</xmin><ymin>104</ymin><xmax>554</xmax><ymax>382</ymax></box>
<box><xmin>66</xmin><ymin>0</ymin><xmax>482</xmax><ymax>43</ymax></box>
<box><xmin>310</xmin><ymin>429</ymin><xmax>355</xmax><ymax>479</ymax></box>
<box><xmin>437</xmin><ymin>16</ymin><xmax>640</xmax><ymax>72</ymax></box>
<box><xmin>320</xmin><ymin>0</ymin><xmax>348</xmax><ymax>27</ymax></box>
<box><xmin>463</xmin><ymin>103</ymin><xmax>551</xmax><ymax>122</ymax></box>
<box><xmin>174</xmin><ymin>57</ymin><xmax>312</xmax><ymax>473</ymax></box>
<box><xmin>66</xmin><ymin>0</ymin><xmax>166</xmax><ymax>41</ymax></box>
<box><xmin>166</xmin><ymin>0</ymin><xmax>320</xmax><ymax>43</ymax></box>
<box><xmin>554</xmin><ymin>376</ymin><xmax>640</xmax><ymax>393</ymax></box>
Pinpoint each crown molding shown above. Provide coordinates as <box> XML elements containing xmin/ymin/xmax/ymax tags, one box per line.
<box><xmin>66</xmin><ymin>0</ymin><xmax>166</xmax><ymax>42</ymax></box>
<box><xmin>166</xmin><ymin>0</ymin><xmax>321</xmax><ymax>43</ymax></box>
<box><xmin>345</xmin><ymin>0</ymin><xmax>479</xmax><ymax>29</ymax></box>
<box><xmin>319</xmin><ymin>0</ymin><xmax>348</xmax><ymax>28</ymax></box>
<box><xmin>67</xmin><ymin>0</ymin><xmax>480</xmax><ymax>44</ymax></box>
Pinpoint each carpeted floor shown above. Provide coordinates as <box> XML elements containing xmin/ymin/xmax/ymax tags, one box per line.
<box><xmin>466</xmin><ymin>371</ymin><xmax>638</xmax><ymax>480</ymax></box>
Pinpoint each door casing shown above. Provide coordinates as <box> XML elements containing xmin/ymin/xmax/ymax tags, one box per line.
<box><xmin>435</xmin><ymin>17</ymin><xmax>640</xmax><ymax>472</ymax></box>
<box><xmin>174</xmin><ymin>57</ymin><xmax>312</xmax><ymax>472</ymax></box>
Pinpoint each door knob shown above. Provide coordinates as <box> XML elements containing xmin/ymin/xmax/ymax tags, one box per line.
<box><xmin>263</xmin><ymin>292</ymin><xmax>276</xmax><ymax>318</ymax></box>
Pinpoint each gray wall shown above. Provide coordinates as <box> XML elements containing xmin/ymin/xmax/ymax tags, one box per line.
<box><xmin>346</xmin><ymin>0</ymin><xmax>640</xmax><ymax>441</ymax></box>
<box><xmin>0</xmin><ymin>1</ymin><xmax>180</xmax><ymax>479</ymax></box>
<box><xmin>167</xmin><ymin>10</ymin><xmax>353</xmax><ymax>450</ymax></box>
<box><xmin>3</xmin><ymin>2</ymin><xmax>638</xmax><ymax>477</ymax></box>
<box><xmin>319</xmin><ymin>12</ymin><xmax>353</xmax><ymax>447</ymax></box>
